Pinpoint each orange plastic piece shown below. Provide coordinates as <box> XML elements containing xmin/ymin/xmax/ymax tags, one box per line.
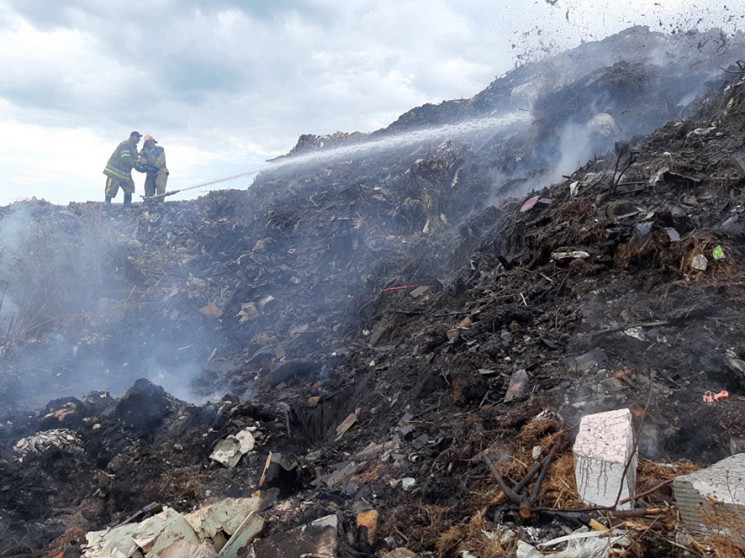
<box><xmin>703</xmin><ymin>390</ymin><xmax>729</xmax><ymax>403</ymax></box>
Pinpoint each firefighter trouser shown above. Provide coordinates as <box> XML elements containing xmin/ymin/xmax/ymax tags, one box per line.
<box><xmin>105</xmin><ymin>175</ymin><xmax>135</xmax><ymax>198</ymax></box>
<box><xmin>144</xmin><ymin>171</ymin><xmax>168</xmax><ymax>197</ymax></box>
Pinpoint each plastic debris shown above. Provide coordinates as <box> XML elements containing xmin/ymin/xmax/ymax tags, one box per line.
<box><xmin>712</xmin><ymin>245</ymin><xmax>725</xmax><ymax>260</ymax></box>
<box><xmin>382</xmin><ymin>285</ymin><xmax>412</xmax><ymax>293</ymax></box>
<box><xmin>702</xmin><ymin>390</ymin><xmax>729</xmax><ymax>403</ymax></box>
<box><xmin>664</xmin><ymin>227</ymin><xmax>680</xmax><ymax>242</ymax></box>
<box><xmin>400</xmin><ymin>477</ymin><xmax>416</xmax><ymax>491</ymax></box>
<box><xmin>200</xmin><ymin>301</ymin><xmax>223</xmax><ymax>318</ymax></box>
<box><xmin>691</xmin><ymin>254</ymin><xmax>708</xmax><ymax>271</ymax></box>
<box><xmin>551</xmin><ymin>250</ymin><xmax>590</xmax><ymax>260</ymax></box>
<box><xmin>409</xmin><ymin>285</ymin><xmax>430</xmax><ymax>298</ymax></box>
<box><xmin>633</xmin><ymin>221</ymin><xmax>654</xmax><ymax>240</ymax></box>
<box><xmin>14</xmin><ymin>429</ymin><xmax>84</xmax><ymax>458</ymax></box>
<box><xmin>520</xmin><ymin>196</ymin><xmax>540</xmax><ymax>212</ymax></box>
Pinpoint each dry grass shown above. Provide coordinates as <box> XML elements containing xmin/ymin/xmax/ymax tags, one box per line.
<box><xmin>155</xmin><ymin>466</ymin><xmax>207</xmax><ymax>504</ymax></box>
<box><xmin>708</xmin><ymin>537</ymin><xmax>745</xmax><ymax>558</ymax></box>
<box><xmin>437</xmin><ymin>510</ymin><xmax>517</xmax><ymax>558</ymax></box>
<box><xmin>638</xmin><ymin>459</ymin><xmax>701</xmax><ymax>486</ymax></box>
<box><xmin>614</xmin><ymin>231</ymin><xmax>739</xmax><ymax>278</ymax></box>
<box><xmin>479</xmin><ymin>418</ymin><xmax>582</xmax><ymax>512</ymax></box>
<box><xmin>538</xmin><ymin>453</ymin><xmax>584</xmax><ymax>509</ymax></box>
<box><xmin>382</xmin><ymin>505</ymin><xmax>458</xmax><ymax>554</ymax></box>
<box><xmin>528</xmin><ymin>198</ymin><xmax>606</xmax><ymax>252</ymax></box>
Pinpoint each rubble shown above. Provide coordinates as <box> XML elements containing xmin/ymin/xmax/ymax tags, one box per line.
<box><xmin>83</xmin><ymin>498</ymin><xmax>264</xmax><ymax>558</ymax></box>
<box><xmin>13</xmin><ymin>428</ymin><xmax>83</xmax><ymax>458</ymax></box>
<box><xmin>84</xmin><ymin>507</ymin><xmax>202</xmax><ymax>558</ymax></box>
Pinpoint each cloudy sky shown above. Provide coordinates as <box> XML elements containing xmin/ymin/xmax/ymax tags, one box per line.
<box><xmin>1</xmin><ymin>0</ymin><xmax>742</xmax><ymax>205</ymax></box>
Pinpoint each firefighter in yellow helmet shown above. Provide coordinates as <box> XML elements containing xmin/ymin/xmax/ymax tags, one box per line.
<box><xmin>138</xmin><ymin>134</ymin><xmax>169</xmax><ymax>199</ymax></box>
<box><xmin>103</xmin><ymin>131</ymin><xmax>143</xmax><ymax>205</ymax></box>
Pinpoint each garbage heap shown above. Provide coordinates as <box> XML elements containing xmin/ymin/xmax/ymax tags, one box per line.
<box><xmin>1</xmin><ymin>26</ymin><xmax>745</xmax><ymax>558</ymax></box>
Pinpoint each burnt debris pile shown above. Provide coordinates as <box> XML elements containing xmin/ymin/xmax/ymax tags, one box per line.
<box><xmin>2</xmin><ymin>26</ymin><xmax>745</xmax><ymax>558</ymax></box>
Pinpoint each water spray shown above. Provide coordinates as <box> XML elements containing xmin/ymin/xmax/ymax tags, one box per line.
<box><xmin>143</xmin><ymin>112</ymin><xmax>530</xmax><ymax>201</ymax></box>
<box><xmin>142</xmin><ymin>167</ymin><xmax>265</xmax><ymax>201</ymax></box>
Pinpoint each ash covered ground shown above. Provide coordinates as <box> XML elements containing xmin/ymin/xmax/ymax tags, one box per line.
<box><xmin>1</xmin><ymin>26</ymin><xmax>745</xmax><ymax>558</ymax></box>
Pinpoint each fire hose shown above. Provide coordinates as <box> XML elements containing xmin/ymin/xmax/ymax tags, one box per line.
<box><xmin>140</xmin><ymin>166</ymin><xmax>264</xmax><ymax>201</ymax></box>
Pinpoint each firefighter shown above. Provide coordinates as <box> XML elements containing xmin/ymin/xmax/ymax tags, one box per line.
<box><xmin>138</xmin><ymin>134</ymin><xmax>169</xmax><ymax>199</ymax></box>
<box><xmin>103</xmin><ymin>131</ymin><xmax>142</xmax><ymax>205</ymax></box>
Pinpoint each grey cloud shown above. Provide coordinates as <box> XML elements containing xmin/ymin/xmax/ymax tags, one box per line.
<box><xmin>6</xmin><ymin>0</ymin><xmax>334</xmax><ymax>29</ymax></box>
<box><xmin>0</xmin><ymin>79</ymin><xmax>74</xmax><ymax>113</ymax></box>
<box><xmin>0</xmin><ymin>0</ymin><xmax>503</xmax><ymax>163</ymax></box>
<box><xmin>160</xmin><ymin>57</ymin><xmax>246</xmax><ymax>99</ymax></box>
<box><xmin>3</xmin><ymin>1</ymin><xmax>80</xmax><ymax>28</ymax></box>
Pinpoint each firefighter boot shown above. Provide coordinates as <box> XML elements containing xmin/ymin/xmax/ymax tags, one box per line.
<box><xmin>123</xmin><ymin>193</ymin><xmax>132</xmax><ymax>206</ymax></box>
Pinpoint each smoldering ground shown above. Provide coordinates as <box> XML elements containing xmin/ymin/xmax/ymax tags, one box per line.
<box><xmin>1</xmin><ymin>26</ymin><xmax>744</xmax><ymax>418</ymax></box>
<box><xmin>4</xmin><ymin>24</ymin><xmax>745</xmax><ymax>558</ymax></box>
<box><xmin>0</xmin><ymin>201</ymin><xmax>227</xmax><ymax>412</ymax></box>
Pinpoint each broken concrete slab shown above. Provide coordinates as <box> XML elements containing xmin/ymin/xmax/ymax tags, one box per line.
<box><xmin>193</xmin><ymin>542</ymin><xmax>220</xmax><ymax>558</ymax></box>
<box><xmin>210</xmin><ymin>428</ymin><xmax>257</xmax><ymax>468</ymax></box>
<box><xmin>674</xmin><ymin>453</ymin><xmax>745</xmax><ymax>544</ymax></box>
<box><xmin>184</xmin><ymin>496</ymin><xmax>262</xmax><ymax>541</ymax></box>
<box><xmin>217</xmin><ymin>511</ymin><xmax>265</xmax><ymax>558</ymax></box>
<box><xmin>84</xmin><ymin>506</ymin><xmax>200</xmax><ymax>558</ymax></box>
<box><xmin>83</xmin><ymin>499</ymin><xmax>265</xmax><ymax>558</ymax></box>
<box><xmin>573</xmin><ymin>408</ymin><xmax>636</xmax><ymax>510</ymax></box>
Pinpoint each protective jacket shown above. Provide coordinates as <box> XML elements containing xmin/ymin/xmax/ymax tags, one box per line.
<box><xmin>139</xmin><ymin>145</ymin><xmax>168</xmax><ymax>174</ymax></box>
<box><xmin>103</xmin><ymin>139</ymin><xmax>138</xmax><ymax>181</ymax></box>
<box><xmin>139</xmin><ymin>145</ymin><xmax>169</xmax><ymax>197</ymax></box>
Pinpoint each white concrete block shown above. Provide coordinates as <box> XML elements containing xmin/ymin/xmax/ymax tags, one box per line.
<box><xmin>573</xmin><ymin>408</ymin><xmax>636</xmax><ymax>510</ymax></box>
